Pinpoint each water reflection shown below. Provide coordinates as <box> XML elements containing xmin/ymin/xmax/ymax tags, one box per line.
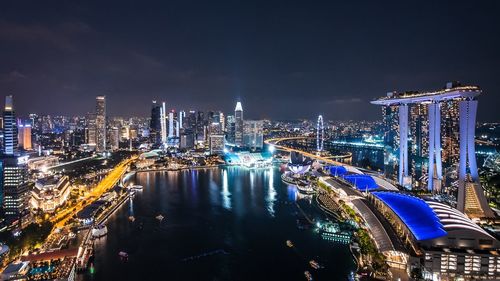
<box><xmin>265</xmin><ymin>168</ymin><xmax>277</xmax><ymax>217</ymax></box>
<box><xmin>221</xmin><ymin>169</ymin><xmax>232</xmax><ymax>210</ymax></box>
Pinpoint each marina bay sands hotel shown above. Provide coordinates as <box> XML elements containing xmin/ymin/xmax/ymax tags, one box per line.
<box><xmin>371</xmin><ymin>82</ymin><xmax>494</xmax><ymax>219</ymax></box>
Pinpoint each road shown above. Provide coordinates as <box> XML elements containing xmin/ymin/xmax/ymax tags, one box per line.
<box><xmin>51</xmin><ymin>156</ymin><xmax>136</xmax><ymax>228</ymax></box>
<box><xmin>266</xmin><ymin>137</ymin><xmax>345</xmax><ymax>166</ymax></box>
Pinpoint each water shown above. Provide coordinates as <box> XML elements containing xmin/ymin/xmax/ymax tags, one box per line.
<box><xmin>79</xmin><ymin>166</ymin><xmax>355</xmax><ymax>281</ymax></box>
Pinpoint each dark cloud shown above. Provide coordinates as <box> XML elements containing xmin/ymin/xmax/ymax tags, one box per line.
<box><xmin>0</xmin><ymin>1</ymin><xmax>498</xmax><ymax>121</ymax></box>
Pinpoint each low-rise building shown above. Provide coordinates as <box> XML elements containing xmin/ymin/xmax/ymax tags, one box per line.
<box><xmin>30</xmin><ymin>175</ymin><xmax>71</xmax><ymax>213</ymax></box>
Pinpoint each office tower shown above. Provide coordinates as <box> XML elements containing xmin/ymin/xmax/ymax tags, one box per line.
<box><xmin>95</xmin><ymin>96</ymin><xmax>106</xmax><ymax>152</ymax></box>
<box><xmin>160</xmin><ymin>102</ymin><xmax>167</xmax><ymax>144</ymax></box>
<box><xmin>18</xmin><ymin>122</ymin><xmax>32</xmax><ymax>150</ymax></box>
<box><xmin>110</xmin><ymin>127</ymin><xmax>120</xmax><ymax>150</ymax></box>
<box><xmin>180</xmin><ymin>132</ymin><xmax>195</xmax><ymax>149</ymax></box>
<box><xmin>86</xmin><ymin>113</ymin><xmax>96</xmax><ymax>145</ymax></box>
<box><xmin>209</xmin><ymin>135</ymin><xmax>225</xmax><ymax>154</ymax></box>
<box><xmin>168</xmin><ymin>111</ymin><xmax>175</xmax><ymax>138</ymax></box>
<box><xmin>1</xmin><ymin>155</ymin><xmax>31</xmax><ymax>226</ymax></box>
<box><xmin>150</xmin><ymin>101</ymin><xmax>162</xmax><ymax>144</ymax></box>
<box><xmin>186</xmin><ymin>110</ymin><xmax>196</xmax><ymax>131</ymax></box>
<box><xmin>219</xmin><ymin>112</ymin><xmax>225</xmax><ymax>132</ymax></box>
<box><xmin>3</xmin><ymin>95</ymin><xmax>18</xmax><ymax>155</ymax></box>
<box><xmin>226</xmin><ymin>115</ymin><xmax>235</xmax><ymax>144</ymax></box>
<box><xmin>234</xmin><ymin>102</ymin><xmax>243</xmax><ymax>146</ymax></box>
<box><xmin>179</xmin><ymin>110</ymin><xmax>185</xmax><ymax>129</ymax></box>
<box><xmin>243</xmin><ymin>120</ymin><xmax>264</xmax><ymax>150</ymax></box>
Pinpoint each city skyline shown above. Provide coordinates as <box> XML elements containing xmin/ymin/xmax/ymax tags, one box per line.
<box><xmin>1</xmin><ymin>1</ymin><xmax>500</xmax><ymax>121</ymax></box>
<box><xmin>0</xmin><ymin>2</ymin><xmax>499</xmax><ymax>281</ymax></box>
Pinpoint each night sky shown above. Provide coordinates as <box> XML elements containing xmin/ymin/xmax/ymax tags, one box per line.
<box><xmin>0</xmin><ymin>1</ymin><xmax>499</xmax><ymax>121</ymax></box>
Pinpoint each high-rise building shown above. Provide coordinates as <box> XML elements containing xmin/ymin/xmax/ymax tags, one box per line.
<box><xmin>150</xmin><ymin>101</ymin><xmax>162</xmax><ymax>144</ymax></box>
<box><xmin>179</xmin><ymin>110</ymin><xmax>185</xmax><ymax>129</ymax></box>
<box><xmin>168</xmin><ymin>110</ymin><xmax>175</xmax><ymax>139</ymax></box>
<box><xmin>409</xmin><ymin>103</ymin><xmax>429</xmax><ymax>189</ymax></box>
<box><xmin>1</xmin><ymin>155</ymin><xmax>31</xmax><ymax>226</ymax></box>
<box><xmin>160</xmin><ymin>102</ymin><xmax>167</xmax><ymax>144</ymax></box>
<box><xmin>234</xmin><ymin>102</ymin><xmax>243</xmax><ymax>146</ymax></box>
<box><xmin>86</xmin><ymin>113</ymin><xmax>96</xmax><ymax>145</ymax></box>
<box><xmin>226</xmin><ymin>115</ymin><xmax>235</xmax><ymax>144</ymax></box>
<box><xmin>381</xmin><ymin>105</ymin><xmax>400</xmax><ymax>182</ymax></box>
<box><xmin>219</xmin><ymin>112</ymin><xmax>225</xmax><ymax>132</ymax></box>
<box><xmin>18</xmin><ymin>123</ymin><xmax>32</xmax><ymax>151</ymax></box>
<box><xmin>209</xmin><ymin>134</ymin><xmax>225</xmax><ymax>154</ymax></box>
<box><xmin>3</xmin><ymin>95</ymin><xmax>18</xmax><ymax>155</ymax></box>
<box><xmin>243</xmin><ymin>120</ymin><xmax>263</xmax><ymax>151</ymax></box>
<box><xmin>109</xmin><ymin>127</ymin><xmax>120</xmax><ymax>150</ymax></box>
<box><xmin>95</xmin><ymin>96</ymin><xmax>106</xmax><ymax>152</ymax></box>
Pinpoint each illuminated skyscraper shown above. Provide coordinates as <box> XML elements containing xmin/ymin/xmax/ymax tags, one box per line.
<box><xmin>168</xmin><ymin>110</ymin><xmax>175</xmax><ymax>139</ymax></box>
<box><xmin>86</xmin><ymin>113</ymin><xmax>96</xmax><ymax>145</ymax></box>
<box><xmin>234</xmin><ymin>102</ymin><xmax>243</xmax><ymax>146</ymax></box>
<box><xmin>243</xmin><ymin>120</ymin><xmax>263</xmax><ymax>151</ymax></box>
<box><xmin>179</xmin><ymin>110</ymin><xmax>185</xmax><ymax>129</ymax></box>
<box><xmin>18</xmin><ymin>123</ymin><xmax>32</xmax><ymax>150</ymax></box>
<box><xmin>95</xmin><ymin>96</ymin><xmax>106</xmax><ymax>152</ymax></box>
<box><xmin>3</xmin><ymin>95</ymin><xmax>18</xmax><ymax>155</ymax></box>
<box><xmin>381</xmin><ymin>105</ymin><xmax>399</xmax><ymax>182</ymax></box>
<box><xmin>1</xmin><ymin>155</ymin><xmax>31</xmax><ymax>226</ymax></box>
<box><xmin>150</xmin><ymin>100</ymin><xmax>162</xmax><ymax>144</ymax></box>
<box><xmin>226</xmin><ymin>115</ymin><xmax>235</xmax><ymax>144</ymax></box>
<box><xmin>160</xmin><ymin>102</ymin><xmax>167</xmax><ymax>144</ymax></box>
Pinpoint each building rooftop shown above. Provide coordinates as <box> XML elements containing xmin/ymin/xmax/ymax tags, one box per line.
<box><xmin>344</xmin><ymin>174</ymin><xmax>378</xmax><ymax>191</ymax></box>
<box><xmin>372</xmin><ymin>192</ymin><xmax>447</xmax><ymax>241</ymax></box>
<box><xmin>371</xmin><ymin>84</ymin><xmax>481</xmax><ymax>105</ymax></box>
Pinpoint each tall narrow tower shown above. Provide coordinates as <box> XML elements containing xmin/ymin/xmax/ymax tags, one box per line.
<box><xmin>234</xmin><ymin>101</ymin><xmax>243</xmax><ymax>146</ymax></box>
<box><xmin>95</xmin><ymin>96</ymin><xmax>106</xmax><ymax>152</ymax></box>
<box><xmin>160</xmin><ymin>102</ymin><xmax>167</xmax><ymax>144</ymax></box>
<box><xmin>3</xmin><ymin>95</ymin><xmax>18</xmax><ymax>155</ymax></box>
<box><xmin>456</xmin><ymin>99</ymin><xmax>494</xmax><ymax>218</ymax></box>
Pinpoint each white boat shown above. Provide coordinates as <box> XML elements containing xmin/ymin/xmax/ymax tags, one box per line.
<box><xmin>91</xmin><ymin>224</ymin><xmax>108</xmax><ymax>238</ymax></box>
<box><xmin>118</xmin><ymin>251</ymin><xmax>129</xmax><ymax>259</ymax></box>
<box><xmin>156</xmin><ymin>214</ymin><xmax>164</xmax><ymax>222</ymax></box>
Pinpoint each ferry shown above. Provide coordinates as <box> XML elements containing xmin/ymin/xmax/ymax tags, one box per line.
<box><xmin>309</xmin><ymin>260</ymin><xmax>321</xmax><ymax>269</ymax></box>
<box><xmin>286</xmin><ymin>240</ymin><xmax>294</xmax><ymax>248</ymax></box>
<box><xmin>304</xmin><ymin>271</ymin><xmax>313</xmax><ymax>281</ymax></box>
<box><xmin>91</xmin><ymin>225</ymin><xmax>108</xmax><ymax>238</ymax></box>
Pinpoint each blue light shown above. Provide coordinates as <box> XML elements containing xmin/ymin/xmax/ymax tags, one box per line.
<box><xmin>372</xmin><ymin>192</ymin><xmax>447</xmax><ymax>241</ymax></box>
<box><xmin>343</xmin><ymin>174</ymin><xmax>378</xmax><ymax>191</ymax></box>
<box><xmin>326</xmin><ymin>165</ymin><xmax>347</xmax><ymax>176</ymax></box>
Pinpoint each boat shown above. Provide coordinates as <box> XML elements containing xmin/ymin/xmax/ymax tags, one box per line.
<box><xmin>286</xmin><ymin>240</ymin><xmax>294</xmax><ymax>248</ymax></box>
<box><xmin>128</xmin><ymin>216</ymin><xmax>135</xmax><ymax>222</ymax></box>
<box><xmin>129</xmin><ymin>185</ymin><xmax>143</xmax><ymax>191</ymax></box>
<box><xmin>91</xmin><ymin>225</ymin><xmax>108</xmax><ymax>238</ymax></box>
<box><xmin>156</xmin><ymin>214</ymin><xmax>164</xmax><ymax>222</ymax></box>
<box><xmin>309</xmin><ymin>260</ymin><xmax>321</xmax><ymax>269</ymax></box>
<box><xmin>304</xmin><ymin>271</ymin><xmax>313</xmax><ymax>280</ymax></box>
<box><xmin>118</xmin><ymin>251</ymin><xmax>129</xmax><ymax>260</ymax></box>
